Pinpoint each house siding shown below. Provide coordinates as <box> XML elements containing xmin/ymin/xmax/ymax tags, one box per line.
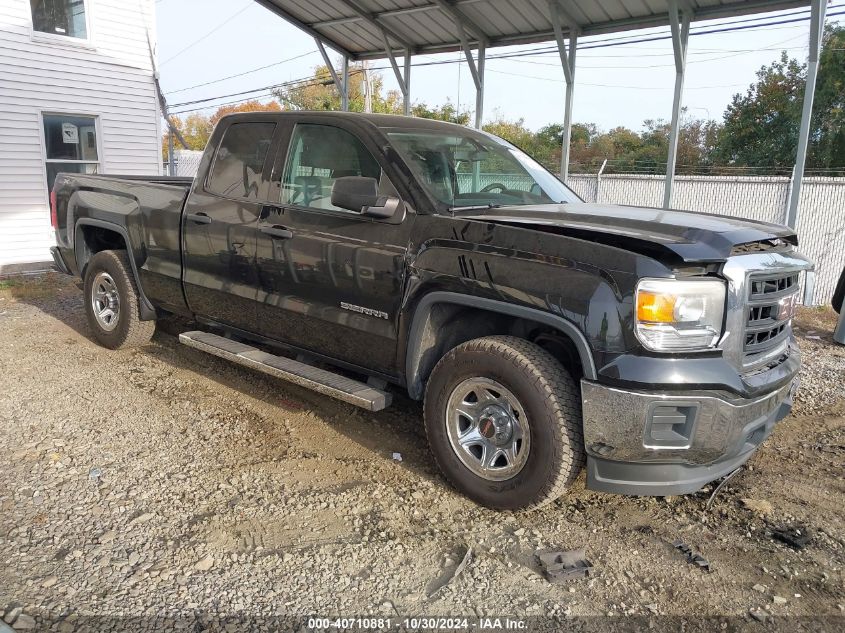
<box><xmin>0</xmin><ymin>0</ymin><xmax>160</xmax><ymax>270</ymax></box>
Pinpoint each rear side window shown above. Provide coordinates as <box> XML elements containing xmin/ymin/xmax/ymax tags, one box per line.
<box><xmin>207</xmin><ymin>122</ymin><xmax>275</xmax><ymax>200</ymax></box>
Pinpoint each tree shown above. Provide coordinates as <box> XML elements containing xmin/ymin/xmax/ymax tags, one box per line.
<box><xmin>274</xmin><ymin>64</ymin><xmax>402</xmax><ymax>113</ymax></box>
<box><xmin>714</xmin><ymin>25</ymin><xmax>845</xmax><ymax>170</ymax></box>
<box><xmin>714</xmin><ymin>52</ymin><xmax>805</xmax><ymax>168</ymax></box>
<box><xmin>411</xmin><ymin>101</ymin><xmax>470</xmax><ymax>125</ymax></box>
<box><xmin>210</xmin><ymin>99</ymin><xmax>281</xmax><ymax>127</ymax></box>
<box><xmin>812</xmin><ymin>25</ymin><xmax>845</xmax><ymax>169</ymax></box>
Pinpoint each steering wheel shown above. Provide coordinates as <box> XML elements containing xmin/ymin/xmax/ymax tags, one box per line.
<box><xmin>480</xmin><ymin>182</ymin><xmax>508</xmax><ymax>193</ymax></box>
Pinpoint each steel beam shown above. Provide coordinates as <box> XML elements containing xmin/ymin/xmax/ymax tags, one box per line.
<box><xmin>454</xmin><ymin>28</ymin><xmax>485</xmax><ymax>129</ymax></box>
<box><xmin>786</xmin><ymin>0</ymin><xmax>827</xmax><ymax>229</ymax></box>
<box><xmin>404</xmin><ymin>50</ymin><xmax>412</xmax><ymax>116</ymax></box>
<box><xmin>663</xmin><ymin>0</ymin><xmax>690</xmax><ymax>209</ymax></box>
<box><xmin>382</xmin><ymin>32</ymin><xmax>409</xmax><ymax>96</ymax></box>
<box><xmin>475</xmin><ymin>41</ymin><xmax>485</xmax><ymax>129</ymax></box>
<box><xmin>363</xmin><ymin>60</ymin><xmax>372</xmax><ymax>112</ymax></box>
<box><xmin>338</xmin><ymin>0</ymin><xmax>415</xmax><ymax>51</ymax></box>
<box><xmin>306</xmin><ymin>0</ymin><xmax>809</xmax><ymax>59</ymax></box>
<box><xmin>341</xmin><ymin>55</ymin><xmax>349</xmax><ymax>111</ymax></box>
<box><xmin>550</xmin><ymin>0</ymin><xmax>580</xmax><ymax>34</ymax></box>
<box><xmin>316</xmin><ymin>38</ymin><xmax>345</xmax><ymax>107</ymax></box>
<box><xmin>433</xmin><ymin>0</ymin><xmax>488</xmax><ymax>45</ymax></box>
<box><xmin>550</xmin><ymin>0</ymin><xmax>578</xmax><ymax>180</ymax></box>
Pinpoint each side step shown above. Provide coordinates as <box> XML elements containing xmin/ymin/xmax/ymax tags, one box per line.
<box><xmin>178</xmin><ymin>330</ymin><xmax>392</xmax><ymax>411</ymax></box>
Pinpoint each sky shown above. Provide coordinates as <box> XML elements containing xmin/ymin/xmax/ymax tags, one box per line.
<box><xmin>154</xmin><ymin>1</ymin><xmax>844</xmax><ymax>133</ymax></box>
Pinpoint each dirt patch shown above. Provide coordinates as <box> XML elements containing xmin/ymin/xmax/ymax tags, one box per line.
<box><xmin>1</xmin><ymin>275</ymin><xmax>843</xmax><ymax>628</ymax></box>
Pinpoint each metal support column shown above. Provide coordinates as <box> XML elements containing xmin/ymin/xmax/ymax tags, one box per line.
<box><xmin>474</xmin><ymin>42</ymin><xmax>485</xmax><ymax>129</ymax></box>
<box><xmin>363</xmin><ymin>60</ymin><xmax>372</xmax><ymax>113</ymax></box>
<box><xmin>550</xmin><ymin>1</ymin><xmax>578</xmax><ymax>180</ymax></box>
<box><xmin>786</xmin><ymin>0</ymin><xmax>827</xmax><ymax>228</ymax></box>
<box><xmin>341</xmin><ymin>55</ymin><xmax>349</xmax><ymax>111</ymax></box>
<box><xmin>167</xmin><ymin>131</ymin><xmax>175</xmax><ymax>176</ymax></box>
<box><xmin>404</xmin><ymin>50</ymin><xmax>412</xmax><ymax>116</ymax></box>
<box><xmin>663</xmin><ymin>0</ymin><xmax>690</xmax><ymax>209</ymax></box>
<box><xmin>457</xmin><ymin>33</ymin><xmax>485</xmax><ymax>129</ymax></box>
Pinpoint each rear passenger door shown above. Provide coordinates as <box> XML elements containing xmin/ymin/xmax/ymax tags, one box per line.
<box><xmin>254</xmin><ymin>119</ymin><xmax>415</xmax><ymax>376</ymax></box>
<box><xmin>182</xmin><ymin>119</ymin><xmax>278</xmax><ymax>333</ymax></box>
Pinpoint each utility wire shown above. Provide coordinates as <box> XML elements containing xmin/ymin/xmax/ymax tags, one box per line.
<box><xmin>166</xmin><ymin>50</ymin><xmax>317</xmax><ymax>95</ymax></box>
<box><xmin>160</xmin><ymin>2</ymin><xmax>253</xmax><ymax>66</ymax></box>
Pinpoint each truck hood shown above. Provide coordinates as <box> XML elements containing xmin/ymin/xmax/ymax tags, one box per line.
<box><xmin>462</xmin><ymin>202</ymin><xmax>797</xmax><ymax>262</ymax></box>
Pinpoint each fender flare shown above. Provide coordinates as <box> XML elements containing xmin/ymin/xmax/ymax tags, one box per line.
<box><xmin>404</xmin><ymin>291</ymin><xmax>597</xmax><ymax>399</ymax></box>
<box><xmin>74</xmin><ymin>218</ymin><xmax>156</xmax><ymax>319</ymax></box>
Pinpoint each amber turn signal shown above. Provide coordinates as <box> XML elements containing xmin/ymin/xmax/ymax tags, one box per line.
<box><xmin>636</xmin><ymin>291</ymin><xmax>676</xmax><ymax>323</ymax></box>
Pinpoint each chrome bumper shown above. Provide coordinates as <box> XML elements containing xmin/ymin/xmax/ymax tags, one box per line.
<box><xmin>580</xmin><ymin>370</ymin><xmax>798</xmax><ymax>496</ymax></box>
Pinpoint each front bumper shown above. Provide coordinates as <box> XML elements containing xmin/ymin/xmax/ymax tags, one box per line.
<box><xmin>581</xmin><ymin>370</ymin><xmax>798</xmax><ymax>496</ymax></box>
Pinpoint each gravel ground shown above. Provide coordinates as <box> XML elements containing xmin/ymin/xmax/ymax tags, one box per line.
<box><xmin>0</xmin><ymin>273</ymin><xmax>843</xmax><ymax>632</ymax></box>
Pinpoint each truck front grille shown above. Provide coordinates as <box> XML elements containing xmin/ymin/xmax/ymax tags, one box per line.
<box><xmin>744</xmin><ymin>272</ymin><xmax>799</xmax><ymax>360</ymax></box>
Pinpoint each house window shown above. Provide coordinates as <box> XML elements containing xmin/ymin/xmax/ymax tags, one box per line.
<box><xmin>30</xmin><ymin>0</ymin><xmax>87</xmax><ymax>39</ymax></box>
<box><xmin>43</xmin><ymin>114</ymin><xmax>99</xmax><ymax>192</ymax></box>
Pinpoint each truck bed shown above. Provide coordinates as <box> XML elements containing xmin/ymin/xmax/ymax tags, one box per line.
<box><xmin>53</xmin><ymin>172</ymin><xmax>194</xmax><ymax>314</ymax></box>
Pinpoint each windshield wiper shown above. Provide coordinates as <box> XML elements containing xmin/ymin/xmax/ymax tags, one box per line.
<box><xmin>449</xmin><ymin>203</ymin><xmax>503</xmax><ymax>214</ymax></box>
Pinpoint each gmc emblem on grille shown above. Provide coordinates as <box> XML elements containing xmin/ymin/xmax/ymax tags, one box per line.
<box><xmin>777</xmin><ymin>294</ymin><xmax>799</xmax><ymax>320</ymax></box>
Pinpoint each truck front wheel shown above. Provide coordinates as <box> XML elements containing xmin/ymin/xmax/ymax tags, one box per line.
<box><xmin>83</xmin><ymin>250</ymin><xmax>155</xmax><ymax>350</ymax></box>
<box><xmin>424</xmin><ymin>336</ymin><xmax>585</xmax><ymax>510</ymax></box>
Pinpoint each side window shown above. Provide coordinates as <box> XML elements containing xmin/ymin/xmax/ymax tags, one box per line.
<box><xmin>207</xmin><ymin>122</ymin><xmax>275</xmax><ymax>200</ymax></box>
<box><xmin>281</xmin><ymin>124</ymin><xmax>387</xmax><ymax>212</ymax></box>
<box><xmin>31</xmin><ymin>0</ymin><xmax>88</xmax><ymax>40</ymax></box>
<box><xmin>42</xmin><ymin>113</ymin><xmax>99</xmax><ymax>192</ymax></box>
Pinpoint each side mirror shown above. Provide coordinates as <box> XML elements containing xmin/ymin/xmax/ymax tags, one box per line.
<box><xmin>331</xmin><ymin>176</ymin><xmax>402</xmax><ymax>220</ymax></box>
<box><xmin>331</xmin><ymin>176</ymin><xmax>379</xmax><ymax>213</ymax></box>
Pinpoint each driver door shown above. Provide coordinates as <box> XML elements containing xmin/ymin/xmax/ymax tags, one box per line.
<box><xmin>254</xmin><ymin>119</ymin><xmax>415</xmax><ymax>375</ymax></box>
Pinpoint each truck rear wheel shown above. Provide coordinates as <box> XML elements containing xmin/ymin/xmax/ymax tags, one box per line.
<box><xmin>424</xmin><ymin>336</ymin><xmax>584</xmax><ymax>510</ymax></box>
<box><xmin>83</xmin><ymin>250</ymin><xmax>155</xmax><ymax>350</ymax></box>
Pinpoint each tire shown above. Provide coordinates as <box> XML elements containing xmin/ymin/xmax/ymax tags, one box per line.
<box><xmin>832</xmin><ymin>265</ymin><xmax>845</xmax><ymax>314</ymax></box>
<box><xmin>83</xmin><ymin>250</ymin><xmax>155</xmax><ymax>350</ymax></box>
<box><xmin>424</xmin><ymin>335</ymin><xmax>585</xmax><ymax>511</ymax></box>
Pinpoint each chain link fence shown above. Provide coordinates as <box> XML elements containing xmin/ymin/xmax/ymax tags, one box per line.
<box><xmin>163</xmin><ymin>150</ymin><xmax>204</xmax><ymax>178</ymax></box>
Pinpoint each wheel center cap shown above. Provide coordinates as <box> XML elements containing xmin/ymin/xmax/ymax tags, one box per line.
<box><xmin>479</xmin><ymin>406</ymin><xmax>514</xmax><ymax>445</ymax></box>
<box><xmin>479</xmin><ymin>416</ymin><xmax>496</xmax><ymax>439</ymax></box>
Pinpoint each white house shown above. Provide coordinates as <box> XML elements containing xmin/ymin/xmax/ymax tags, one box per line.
<box><xmin>0</xmin><ymin>0</ymin><xmax>161</xmax><ymax>273</ymax></box>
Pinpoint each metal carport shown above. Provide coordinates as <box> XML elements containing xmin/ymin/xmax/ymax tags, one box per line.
<box><xmin>252</xmin><ymin>0</ymin><xmax>828</xmax><ymax>224</ymax></box>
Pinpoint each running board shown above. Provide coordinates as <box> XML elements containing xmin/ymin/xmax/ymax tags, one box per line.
<box><xmin>178</xmin><ymin>331</ymin><xmax>391</xmax><ymax>411</ymax></box>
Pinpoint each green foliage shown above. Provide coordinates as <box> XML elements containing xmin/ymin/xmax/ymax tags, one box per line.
<box><xmin>812</xmin><ymin>26</ymin><xmax>845</xmax><ymax>169</ymax></box>
<box><xmin>411</xmin><ymin>101</ymin><xmax>470</xmax><ymax>125</ymax></box>
<box><xmin>715</xmin><ymin>25</ymin><xmax>845</xmax><ymax>170</ymax></box>
<box><xmin>714</xmin><ymin>52</ymin><xmax>805</xmax><ymax>168</ymax></box>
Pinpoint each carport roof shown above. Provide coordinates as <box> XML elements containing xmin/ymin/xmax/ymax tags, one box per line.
<box><xmin>253</xmin><ymin>0</ymin><xmax>811</xmax><ymax>59</ymax></box>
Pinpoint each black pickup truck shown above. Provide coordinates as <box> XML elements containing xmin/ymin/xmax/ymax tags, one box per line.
<box><xmin>50</xmin><ymin>112</ymin><xmax>812</xmax><ymax>510</ymax></box>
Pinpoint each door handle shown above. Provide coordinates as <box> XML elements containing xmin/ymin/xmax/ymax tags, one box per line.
<box><xmin>186</xmin><ymin>212</ymin><xmax>212</xmax><ymax>225</ymax></box>
<box><xmin>260</xmin><ymin>225</ymin><xmax>293</xmax><ymax>239</ymax></box>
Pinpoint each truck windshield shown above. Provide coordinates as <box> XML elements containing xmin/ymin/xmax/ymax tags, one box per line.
<box><xmin>385</xmin><ymin>128</ymin><xmax>581</xmax><ymax>211</ymax></box>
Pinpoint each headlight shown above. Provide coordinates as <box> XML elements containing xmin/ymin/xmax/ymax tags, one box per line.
<box><xmin>635</xmin><ymin>278</ymin><xmax>726</xmax><ymax>352</ymax></box>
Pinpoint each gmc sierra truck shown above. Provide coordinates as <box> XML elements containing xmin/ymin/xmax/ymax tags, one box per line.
<box><xmin>50</xmin><ymin>112</ymin><xmax>812</xmax><ymax>510</ymax></box>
